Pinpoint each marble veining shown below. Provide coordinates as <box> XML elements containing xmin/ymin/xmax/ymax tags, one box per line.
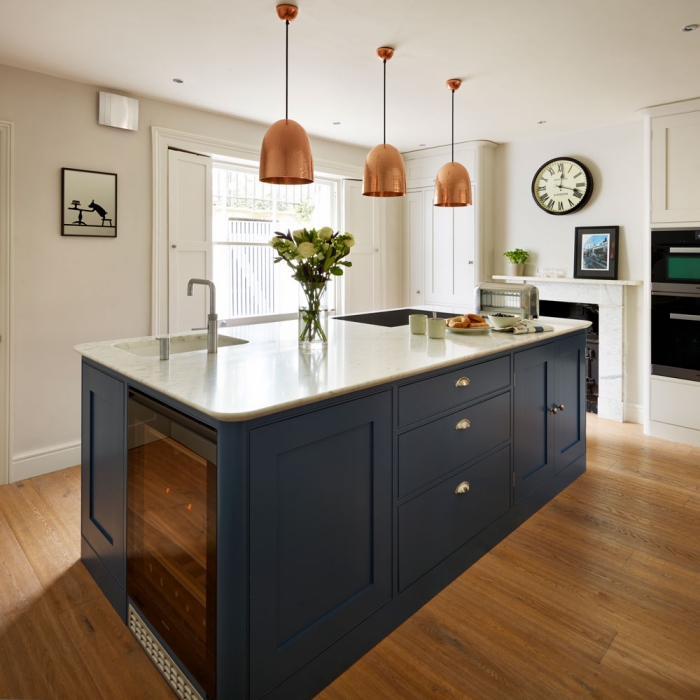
<box><xmin>75</xmin><ymin>316</ymin><xmax>590</xmax><ymax>421</ymax></box>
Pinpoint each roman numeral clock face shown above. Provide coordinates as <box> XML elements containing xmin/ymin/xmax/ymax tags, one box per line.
<box><xmin>531</xmin><ymin>157</ymin><xmax>594</xmax><ymax>215</ymax></box>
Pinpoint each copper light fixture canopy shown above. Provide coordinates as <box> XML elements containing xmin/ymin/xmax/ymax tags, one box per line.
<box><xmin>259</xmin><ymin>4</ymin><xmax>314</xmax><ymax>185</ymax></box>
<box><xmin>363</xmin><ymin>47</ymin><xmax>406</xmax><ymax>197</ymax></box>
<box><xmin>434</xmin><ymin>78</ymin><xmax>472</xmax><ymax>207</ymax></box>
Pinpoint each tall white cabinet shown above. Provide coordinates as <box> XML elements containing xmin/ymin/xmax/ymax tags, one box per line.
<box><xmin>642</xmin><ymin>98</ymin><xmax>700</xmax><ymax>446</ymax></box>
<box><xmin>402</xmin><ymin>142</ymin><xmax>495</xmax><ymax>312</ymax></box>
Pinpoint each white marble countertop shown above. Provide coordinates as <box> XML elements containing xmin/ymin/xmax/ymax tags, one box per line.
<box><xmin>492</xmin><ymin>275</ymin><xmax>643</xmax><ymax>286</ymax></box>
<box><xmin>75</xmin><ymin>316</ymin><xmax>590</xmax><ymax>421</ymax></box>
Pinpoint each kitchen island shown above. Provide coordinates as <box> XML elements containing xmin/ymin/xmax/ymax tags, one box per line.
<box><xmin>76</xmin><ymin>315</ymin><xmax>590</xmax><ymax>700</ymax></box>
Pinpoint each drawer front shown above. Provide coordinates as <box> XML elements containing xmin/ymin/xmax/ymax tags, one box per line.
<box><xmin>398</xmin><ymin>446</ymin><xmax>511</xmax><ymax>591</ymax></box>
<box><xmin>398</xmin><ymin>391</ymin><xmax>510</xmax><ymax>497</ymax></box>
<box><xmin>398</xmin><ymin>355</ymin><xmax>511</xmax><ymax>426</ymax></box>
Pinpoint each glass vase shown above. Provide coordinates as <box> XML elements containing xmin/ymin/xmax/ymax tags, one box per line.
<box><xmin>298</xmin><ymin>283</ymin><xmax>328</xmax><ymax>350</ymax></box>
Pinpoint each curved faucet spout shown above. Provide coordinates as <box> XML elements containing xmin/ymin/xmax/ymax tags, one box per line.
<box><xmin>187</xmin><ymin>278</ymin><xmax>216</xmax><ymax>316</ymax></box>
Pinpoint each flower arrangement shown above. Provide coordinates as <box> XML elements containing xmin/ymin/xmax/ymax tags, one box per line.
<box><xmin>270</xmin><ymin>227</ymin><xmax>355</xmax><ymax>345</ymax></box>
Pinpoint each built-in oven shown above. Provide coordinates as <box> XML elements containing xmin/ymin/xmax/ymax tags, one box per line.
<box><xmin>651</xmin><ymin>294</ymin><xmax>700</xmax><ymax>381</ymax></box>
<box><xmin>651</xmin><ymin>229</ymin><xmax>700</xmax><ymax>294</ymax></box>
<box><xmin>127</xmin><ymin>390</ymin><xmax>217</xmax><ymax>699</ymax></box>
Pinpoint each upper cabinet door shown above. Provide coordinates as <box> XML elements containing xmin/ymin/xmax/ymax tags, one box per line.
<box><xmin>404</xmin><ymin>190</ymin><xmax>425</xmax><ymax>306</ymax></box>
<box><xmin>651</xmin><ymin>112</ymin><xmax>700</xmax><ymax>224</ymax></box>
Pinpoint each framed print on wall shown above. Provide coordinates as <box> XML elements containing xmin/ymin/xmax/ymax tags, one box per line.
<box><xmin>574</xmin><ymin>225</ymin><xmax>619</xmax><ymax>280</ymax></box>
<box><xmin>62</xmin><ymin>168</ymin><xmax>117</xmax><ymax>237</ymax></box>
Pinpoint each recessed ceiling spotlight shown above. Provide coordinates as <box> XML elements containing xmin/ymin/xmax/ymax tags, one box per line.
<box><xmin>333</xmin><ymin>122</ymin><xmax>341</xmax><ymax>125</ymax></box>
<box><xmin>173</xmin><ymin>78</ymin><xmax>184</xmax><ymax>84</ymax></box>
<box><xmin>537</xmin><ymin>120</ymin><xmax>547</xmax><ymax>124</ymax></box>
<box><xmin>682</xmin><ymin>24</ymin><xmax>698</xmax><ymax>32</ymax></box>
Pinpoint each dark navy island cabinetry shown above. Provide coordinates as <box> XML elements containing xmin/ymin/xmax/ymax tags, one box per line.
<box><xmin>80</xmin><ymin>329</ymin><xmax>587</xmax><ymax>700</ymax></box>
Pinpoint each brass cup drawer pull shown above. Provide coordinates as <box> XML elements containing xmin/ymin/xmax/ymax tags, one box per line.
<box><xmin>455</xmin><ymin>481</ymin><xmax>471</xmax><ymax>494</ymax></box>
<box><xmin>455</xmin><ymin>377</ymin><xmax>470</xmax><ymax>388</ymax></box>
<box><xmin>455</xmin><ymin>418</ymin><xmax>471</xmax><ymax>430</ymax></box>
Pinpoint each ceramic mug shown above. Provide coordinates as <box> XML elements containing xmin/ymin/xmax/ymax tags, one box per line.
<box><xmin>427</xmin><ymin>317</ymin><xmax>446</xmax><ymax>339</ymax></box>
<box><xmin>409</xmin><ymin>314</ymin><xmax>427</xmax><ymax>334</ymax></box>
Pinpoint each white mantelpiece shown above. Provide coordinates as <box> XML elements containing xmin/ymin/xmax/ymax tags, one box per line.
<box><xmin>493</xmin><ymin>276</ymin><xmax>643</xmax><ymax>422</ymax></box>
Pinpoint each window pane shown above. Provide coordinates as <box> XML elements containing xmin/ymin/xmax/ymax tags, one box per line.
<box><xmin>212</xmin><ymin>166</ymin><xmax>337</xmax><ymax>320</ymax></box>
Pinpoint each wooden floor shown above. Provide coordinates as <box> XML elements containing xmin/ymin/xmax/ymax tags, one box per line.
<box><xmin>1</xmin><ymin>416</ymin><xmax>699</xmax><ymax>699</ymax></box>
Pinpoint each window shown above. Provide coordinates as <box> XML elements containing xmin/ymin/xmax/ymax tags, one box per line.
<box><xmin>212</xmin><ymin>164</ymin><xmax>338</xmax><ymax>321</ymax></box>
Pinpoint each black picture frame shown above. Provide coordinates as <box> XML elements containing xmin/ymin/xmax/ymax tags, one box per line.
<box><xmin>61</xmin><ymin>168</ymin><xmax>117</xmax><ymax>237</ymax></box>
<box><xmin>574</xmin><ymin>226</ymin><xmax>619</xmax><ymax>280</ymax></box>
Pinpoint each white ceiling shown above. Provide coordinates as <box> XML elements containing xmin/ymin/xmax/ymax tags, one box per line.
<box><xmin>2</xmin><ymin>0</ymin><xmax>700</xmax><ymax>151</ymax></box>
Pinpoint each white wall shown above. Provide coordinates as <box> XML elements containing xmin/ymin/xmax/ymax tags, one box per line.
<box><xmin>492</xmin><ymin>120</ymin><xmax>646</xmax><ymax>415</ymax></box>
<box><xmin>0</xmin><ymin>63</ymin><xmax>387</xmax><ymax>481</ymax></box>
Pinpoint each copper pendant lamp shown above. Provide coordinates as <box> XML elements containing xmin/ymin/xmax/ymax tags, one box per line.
<box><xmin>259</xmin><ymin>4</ymin><xmax>314</xmax><ymax>185</ymax></box>
<box><xmin>434</xmin><ymin>79</ymin><xmax>472</xmax><ymax>207</ymax></box>
<box><xmin>363</xmin><ymin>47</ymin><xmax>406</xmax><ymax>197</ymax></box>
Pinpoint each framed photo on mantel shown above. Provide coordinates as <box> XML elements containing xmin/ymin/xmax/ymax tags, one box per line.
<box><xmin>574</xmin><ymin>226</ymin><xmax>619</xmax><ymax>280</ymax></box>
<box><xmin>62</xmin><ymin>168</ymin><xmax>117</xmax><ymax>237</ymax></box>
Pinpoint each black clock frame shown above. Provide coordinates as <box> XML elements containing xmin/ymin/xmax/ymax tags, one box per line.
<box><xmin>531</xmin><ymin>157</ymin><xmax>594</xmax><ymax>216</ymax></box>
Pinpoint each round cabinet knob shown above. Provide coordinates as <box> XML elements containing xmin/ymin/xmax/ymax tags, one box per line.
<box><xmin>557</xmin><ymin>404</ymin><xmax>565</xmax><ymax>412</ymax></box>
<box><xmin>468</xmin><ymin>260</ymin><xmax>474</xmax><ymax>265</ymax></box>
<box><xmin>549</xmin><ymin>406</ymin><xmax>558</xmax><ymax>414</ymax></box>
<box><xmin>374</xmin><ymin>247</ymin><xmax>379</xmax><ymax>253</ymax></box>
<box><xmin>416</xmin><ymin>290</ymin><xmax>421</xmax><ymax>295</ymax></box>
<box><xmin>171</xmin><ymin>244</ymin><xmax>178</xmax><ymax>249</ymax></box>
<box><xmin>455</xmin><ymin>481</ymin><xmax>471</xmax><ymax>495</ymax></box>
<box><xmin>455</xmin><ymin>418</ymin><xmax>471</xmax><ymax>430</ymax></box>
<box><xmin>455</xmin><ymin>377</ymin><xmax>470</xmax><ymax>387</ymax></box>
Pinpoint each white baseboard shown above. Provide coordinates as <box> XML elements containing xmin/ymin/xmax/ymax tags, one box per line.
<box><xmin>624</xmin><ymin>402</ymin><xmax>643</xmax><ymax>424</ymax></box>
<box><xmin>11</xmin><ymin>440</ymin><xmax>81</xmax><ymax>483</ymax></box>
<box><xmin>647</xmin><ymin>420</ymin><xmax>700</xmax><ymax>448</ymax></box>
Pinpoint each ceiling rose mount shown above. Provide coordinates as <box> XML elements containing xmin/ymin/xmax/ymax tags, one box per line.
<box><xmin>363</xmin><ymin>47</ymin><xmax>406</xmax><ymax>197</ymax></box>
<box><xmin>259</xmin><ymin>3</ymin><xmax>314</xmax><ymax>185</ymax></box>
<box><xmin>434</xmin><ymin>78</ymin><xmax>472</xmax><ymax>207</ymax></box>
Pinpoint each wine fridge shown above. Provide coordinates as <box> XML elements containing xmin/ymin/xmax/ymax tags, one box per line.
<box><xmin>127</xmin><ymin>390</ymin><xmax>217</xmax><ymax>699</ymax></box>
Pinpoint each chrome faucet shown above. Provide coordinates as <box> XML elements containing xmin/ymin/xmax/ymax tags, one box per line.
<box><xmin>187</xmin><ymin>279</ymin><xmax>218</xmax><ymax>354</ymax></box>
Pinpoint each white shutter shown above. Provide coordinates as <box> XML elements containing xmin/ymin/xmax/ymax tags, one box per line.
<box><xmin>341</xmin><ymin>180</ymin><xmax>383</xmax><ymax>314</ymax></box>
<box><xmin>168</xmin><ymin>150</ymin><xmax>213</xmax><ymax>333</ymax></box>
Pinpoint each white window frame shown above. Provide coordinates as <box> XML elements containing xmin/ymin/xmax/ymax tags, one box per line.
<box><xmin>152</xmin><ymin>126</ymin><xmax>359</xmax><ymax>335</ymax></box>
<box><xmin>211</xmin><ymin>160</ymin><xmax>340</xmax><ymax>325</ymax></box>
<box><xmin>0</xmin><ymin>120</ymin><xmax>14</xmax><ymax>485</ymax></box>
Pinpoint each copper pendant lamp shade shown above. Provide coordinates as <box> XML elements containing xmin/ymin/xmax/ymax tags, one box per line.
<box><xmin>259</xmin><ymin>4</ymin><xmax>314</xmax><ymax>185</ymax></box>
<box><xmin>434</xmin><ymin>79</ymin><xmax>472</xmax><ymax>207</ymax></box>
<box><xmin>363</xmin><ymin>47</ymin><xmax>406</xmax><ymax>197</ymax></box>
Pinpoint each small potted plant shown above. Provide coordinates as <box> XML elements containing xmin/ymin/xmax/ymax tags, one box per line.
<box><xmin>503</xmin><ymin>248</ymin><xmax>530</xmax><ymax>276</ymax></box>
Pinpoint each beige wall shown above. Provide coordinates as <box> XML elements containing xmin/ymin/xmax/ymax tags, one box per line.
<box><xmin>0</xmin><ymin>63</ymin><xmax>380</xmax><ymax>480</ymax></box>
<box><xmin>492</xmin><ymin>120</ymin><xmax>646</xmax><ymax>413</ymax></box>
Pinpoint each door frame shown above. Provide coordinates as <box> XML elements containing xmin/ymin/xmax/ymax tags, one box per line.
<box><xmin>0</xmin><ymin>121</ymin><xmax>14</xmax><ymax>485</ymax></box>
<box><xmin>152</xmin><ymin>126</ymin><xmax>362</xmax><ymax>335</ymax></box>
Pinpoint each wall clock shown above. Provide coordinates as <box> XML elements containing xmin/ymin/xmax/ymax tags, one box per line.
<box><xmin>531</xmin><ymin>157</ymin><xmax>593</xmax><ymax>215</ymax></box>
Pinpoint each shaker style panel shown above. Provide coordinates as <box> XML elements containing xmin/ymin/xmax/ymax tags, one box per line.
<box><xmin>81</xmin><ymin>364</ymin><xmax>127</xmax><ymax>589</ymax></box>
<box><xmin>398</xmin><ymin>391</ymin><xmax>510</xmax><ymax>498</ymax></box>
<box><xmin>248</xmin><ymin>391</ymin><xmax>392</xmax><ymax>700</ymax></box>
<box><xmin>398</xmin><ymin>446</ymin><xmax>510</xmax><ymax>591</ymax></box>
<box><xmin>398</xmin><ymin>355</ymin><xmax>511</xmax><ymax>426</ymax></box>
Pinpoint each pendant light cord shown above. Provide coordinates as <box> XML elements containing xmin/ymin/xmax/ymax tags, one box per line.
<box><xmin>285</xmin><ymin>20</ymin><xmax>289</xmax><ymax>121</ymax></box>
<box><xmin>383</xmin><ymin>59</ymin><xmax>387</xmax><ymax>145</ymax></box>
<box><xmin>451</xmin><ymin>88</ymin><xmax>455</xmax><ymax>163</ymax></box>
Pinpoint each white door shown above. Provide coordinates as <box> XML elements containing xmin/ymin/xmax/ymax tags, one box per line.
<box><xmin>342</xmin><ymin>180</ymin><xmax>383</xmax><ymax>314</ymax></box>
<box><xmin>168</xmin><ymin>150</ymin><xmax>213</xmax><ymax>333</ymax></box>
<box><xmin>405</xmin><ymin>190</ymin><xmax>425</xmax><ymax>306</ymax></box>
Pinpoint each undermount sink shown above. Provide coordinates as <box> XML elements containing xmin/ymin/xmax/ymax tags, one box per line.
<box><xmin>114</xmin><ymin>334</ymin><xmax>248</xmax><ymax>357</ymax></box>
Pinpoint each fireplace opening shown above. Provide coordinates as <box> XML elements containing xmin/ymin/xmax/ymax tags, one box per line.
<box><xmin>540</xmin><ymin>300</ymin><xmax>599</xmax><ymax>414</ymax></box>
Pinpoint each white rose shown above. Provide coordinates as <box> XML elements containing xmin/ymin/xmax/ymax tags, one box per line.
<box><xmin>318</xmin><ymin>226</ymin><xmax>333</xmax><ymax>239</ymax></box>
<box><xmin>298</xmin><ymin>241</ymin><xmax>315</xmax><ymax>258</ymax></box>
<box><xmin>344</xmin><ymin>233</ymin><xmax>355</xmax><ymax>248</ymax></box>
<box><xmin>293</xmin><ymin>229</ymin><xmax>305</xmax><ymax>242</ymax></box>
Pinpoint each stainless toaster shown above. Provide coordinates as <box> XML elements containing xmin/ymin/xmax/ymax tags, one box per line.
<box><xmin>475</xmin><ymin>282</ymin><xmax>540</xmax><ymax>320</ymax></box>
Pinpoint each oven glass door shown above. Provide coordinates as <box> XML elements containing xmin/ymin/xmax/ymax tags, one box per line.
<box><xmin>651</xmin><ymin>295</ymin><xmax>700</xmax><ymax>381</ymax></box>
<box><xmin>652</xmin><ymin>239</ymin><xmax>700</xmax><ymax>289</ymax></box>
<box><xmin>127</xmin><ymin>391</ymin><xmax>217</xmax><ymax>699</ymax></box>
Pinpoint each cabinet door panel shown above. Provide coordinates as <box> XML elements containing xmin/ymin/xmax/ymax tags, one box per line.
<box><xmin>81</xmin><ymin>364</ymin><xmax>126</xmax><ymax>586</ymax></box>
<box><xmin>513</xmin><ymin>344</ymin><xmax>555</xmax><ymax>503</ymax></box>
<box><xmin>249</xmin><ymin>392</ymin><xmax>392</xmax><ymax>700</ymax></box>
<box><xmin>553</xmin><ymin>334</ymin><xmax>586</xmax><ymax>473</ymax></box>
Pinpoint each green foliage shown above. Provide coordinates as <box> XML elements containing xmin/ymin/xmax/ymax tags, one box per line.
<box><xmin>503</xmin><ymin>248</ymin><xmax>530</xmax><ymax>264</ymax></box>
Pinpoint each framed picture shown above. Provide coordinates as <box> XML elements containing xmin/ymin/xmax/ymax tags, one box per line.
<box><xmin>62</xmin><ymin>168</ymin><xmax>117</xmax><ymax>237</ymax></box>
<box><xmin>574</xmin><ymin>226</ymin><xmax>619</xmax><ymax>280</ymax></box>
